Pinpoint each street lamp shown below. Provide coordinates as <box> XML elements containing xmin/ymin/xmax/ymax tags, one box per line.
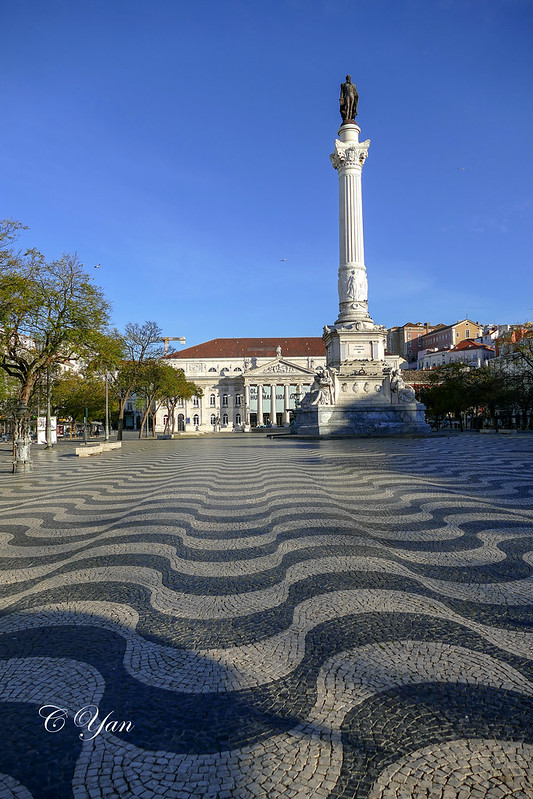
<box><xmin>104</xmin><ymin>373</ymin><xmax>110</xmax><ymax>442</ymax></box>
<box><xmin>45</xmin><ymin>366</ymin><xmax>53</xmax><ymax>449</ymax></box>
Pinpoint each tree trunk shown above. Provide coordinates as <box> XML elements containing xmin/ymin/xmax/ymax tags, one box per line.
<box><xmin>171</xmin><ymin>403</ymin><xmax>176</xmax><ymax>434</ymax></box>
<box><xmin>19</xmin><ymin>373</ymin><xmax>37</xmax><ymax>407</ymax></box>
<box><xmin>117</xmin><ymin>398</ymin><xmax>126</xmax><ymax>441</ymax></box>
<box><xmin>138</xmin><ymin>407</ymin><xmax>149</xmax><ymax>439</ymax></box>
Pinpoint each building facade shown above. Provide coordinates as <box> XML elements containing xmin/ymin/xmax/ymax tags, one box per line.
<box><xmin>386</xmin><ymin>322</ymin><xmax>437</xmax><ymax>365</ymax></box>
<box><xmin>153</xmin><ymin>338</ymin><xmax>327</xmax><ymax>433</ymax></box>
<box><xmin>417</xmin><ymin>339</ymin><xmax>495</xmax><ymax>370</ymax></box>
<box><xmin>418</xmin><ymin>319</ymin><xmax>484</xmax><ymax>353</ymax></box>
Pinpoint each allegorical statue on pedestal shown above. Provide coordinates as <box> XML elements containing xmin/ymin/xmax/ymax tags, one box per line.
<box><xmin>339</xmin><ymin>75</ymin><xmax>358</xmax><ymax>122</ymax></box>
<box><xmin>301</xmin><ymin>367</ymin><xmax>339</xmax><ymax>407</ymax></box>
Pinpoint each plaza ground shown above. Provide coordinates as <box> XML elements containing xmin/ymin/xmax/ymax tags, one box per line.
<box><xmin>0</xmin><ymin>433</ymin><xmax>532</xmax><ymax>798</ymax></box>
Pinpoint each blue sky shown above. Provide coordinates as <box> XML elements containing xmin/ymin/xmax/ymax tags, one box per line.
<box><xmin>3</xmin><ymin>0</ymin><xmax>532</xmax><ymax>346</ymax></box>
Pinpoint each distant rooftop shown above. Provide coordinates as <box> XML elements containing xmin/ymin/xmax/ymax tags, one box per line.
<box><xmin>164</xmin><ymin>337</ymin><xmax>326</xmax><ymax>359</ymax></box>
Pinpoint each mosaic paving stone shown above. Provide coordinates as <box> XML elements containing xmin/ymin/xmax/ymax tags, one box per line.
<box><xmin>0</xmin><ymin>433</ymin><xmax>532</xmax><ymax>798</ymax></box>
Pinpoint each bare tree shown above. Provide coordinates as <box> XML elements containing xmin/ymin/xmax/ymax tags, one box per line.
<box><xmin>111</xmin><ymin>321</ymin><xmax>163</xmax><ymax>440</ymax></box>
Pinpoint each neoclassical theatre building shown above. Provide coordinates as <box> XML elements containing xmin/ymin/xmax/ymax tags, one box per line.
<box><xmin>153</xmin><ymin>338</ymin><xmax>327</xmax><ymax>433</ymax></box>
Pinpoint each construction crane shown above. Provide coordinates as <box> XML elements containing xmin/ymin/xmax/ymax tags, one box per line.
<box><xmin>159</xmin><ymin>336</ymin><xmax>186</xmax><ymax>356</ymax></box>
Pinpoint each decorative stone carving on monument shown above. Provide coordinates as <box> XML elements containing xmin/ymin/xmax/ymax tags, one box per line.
<box><xmin>330</xmin><ymin>139</ymin><xmax>370</xmax><ymax>170</ymax></box>
<box><xmin>347</xmin><ymin>270</ymin><xmax>367</xmax><ymax>301</ymax></box>
<box><xmin>302</xmin><ymin>367</ymin><xmax>338</xmax><ymax>407</ymax></box>
<box><xmin>339</xmin><ymin>75</ymin><xmax>359</xmax><ymax>122</ymax></box>
<box><xmin>390</xmin><ymin>369</ymin><xmax>416</xmax><ymax>404</ymax></box>
<box><xmin>338</xmin><ymin>269</ymin><xmax>368</xmax><ymax>304</ymax></box>
<box><xmin>276</xmin><ymin>345</ymin><xmax>282</xmax><ymax>356</ymax></box>
<box><xmin>265</xmin><ymin>364</ymin><xmax>295</xmax><ymax>373</ymax></box>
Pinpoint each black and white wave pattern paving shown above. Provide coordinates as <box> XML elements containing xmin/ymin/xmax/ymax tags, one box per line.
<box><xmin>1</xmin><ymin>434</ymin><xmax>533</xmax><ymax>799</ymax></box>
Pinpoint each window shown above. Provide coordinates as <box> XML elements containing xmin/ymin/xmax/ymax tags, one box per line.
<box><xmin>208</xmin><ymin>367</ymin><xmax>217</xmax><ymax>372</ymax></box>
<box><xmin>177</xmin><ymin>398</ymin><xmax>184</xmax><ymax>407</ymax></box>
<box><xmin>222</xmin><ymin>414</ymin><xmax>228</xmax><ymax>425</ymax></box>
<box><xmin>222</xmin><ymin>394</ymin><xmax>228</xmax><ymax>406</ymax></box>
<box><xmin>466</xmin><ymin>330</ymin><xmax>470</xmax><ymax>338</ymax></box>
<box><xmin>209</xmin><ymin>394</ymin><xmax>216</xmax><ymax>407</ymax></box>
<box><xmin>210</xmin><ymin>414</ymin><xmax>216</xmax><ymax>425</ymax></box>
<box><xmin>192</xmin><ymin>396</ymin><xmax>199</xmax><ymax>407</ymax></box>
<box><xmin>193</xmin><ymin>414</ymin><xmax>199</xmax><ymax>426</ymax></box>
<box><xmin>233</xmin><ymin>367</ymin><xmax>242</xmax><ymax>372</ymax></box>
<box><xmin>235</xmin><ymin>394</ymin><xmax>241</xmax><ymax>406</ymax></box>
<box><xmin>235</xmin><ymin>413</ymin><xmax>242</xmax><ymax>425</ymax></box>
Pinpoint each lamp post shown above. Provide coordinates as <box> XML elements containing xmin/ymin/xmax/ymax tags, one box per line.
<box><xmin>104</xmin><ymin>373</ymin><xmax>110</xmax><ymax>442</ymax></box>
<box><xmin>12</xmin><ymin>401</ymin><xmax>33</xmax><ymax>474</ymax></box>
<box><xmin>45</xmin><ymin>366</ymin><xmax>53</xmax><ymax>449</ymax></box>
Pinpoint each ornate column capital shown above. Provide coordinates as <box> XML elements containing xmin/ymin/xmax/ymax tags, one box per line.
<box><xmin>330</xmin><ymin>138</ymin><xmax>370</xmax><ymax>171</ymax></box>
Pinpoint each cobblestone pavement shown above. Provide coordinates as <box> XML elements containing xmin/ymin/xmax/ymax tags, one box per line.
<box><xmin>0</xmin><ymin>433</ymin><xmax>532</xmax><ymax>799</ymax></box>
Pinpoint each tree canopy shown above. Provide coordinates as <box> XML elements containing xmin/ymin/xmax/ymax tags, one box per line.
<box><xmin>133</xmin><ymin>360</ymin><xmax>201</xmax><ymax>438</ymax></box>
<box><xmin>0</xmin><ymin>220</ymin><xmax>112</xmax><ymax>405</ymax></box>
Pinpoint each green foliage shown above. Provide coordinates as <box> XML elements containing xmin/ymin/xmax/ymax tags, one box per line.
<box><xmin>0</xmin><ymin>372</ymin><xmax>20</xmax><ymax>420</ymax></box>
<box><xmin>133</xmin><ymin>361</ymin><xmax>201</xmax><ymax>438</ymax></box>
<box><xmin>0</xmin><ymin>220</ymin><xmax>112</xmax><ymax>405</ymax></box>
<box><xmin>51</xmin><ymin>373</ymin><xmax>118</xmax><ymax>423</ymax></box>
<box><xmin>419</xmin><ymin>361</ymin><xmax>528</xmax><ymax>430</ymax></box>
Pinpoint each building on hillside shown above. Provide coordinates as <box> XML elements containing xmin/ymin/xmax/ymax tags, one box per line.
<box><xmin>148</xmin><ymin>338</ymin><xmax>327</xmax><ymax>433</ymax></box>
<box><xmin>386</xmin><ymin>322</ymin><xmax>437</xmax><ymax>365</ymax></box>
<box><xmin>417</xmin><ymin>339</ymin><xmax>495</xmax><ymax>370</ymax></box>
<box><xmin>489</xmin><ymin>326</ymin><xmax>533</xmax><ymax>381</ymax></box>
<box><xmin>475</xmin><ymin>324</ymin><xmax>506</xmax><ymax>348</ymax></box>
<box><xmin>418</xmin><ymin>319</ymin><xmax>484</xmax><ymax>354</ymax></box>
<box><xmin>494</xmin><ymin>324</ymin><xmax>533</xmax><ymax>356</ymax></box>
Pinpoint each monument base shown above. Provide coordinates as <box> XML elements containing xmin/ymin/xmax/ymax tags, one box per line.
<box><xmin>292</xmin><ymin>354</ymin><xmax>431</xmax><ymax>438</ymax></box>
<box><xmin>293</xmin><ymin>401</ymin><xmax>430</xmax><ymax>437</ymax></box>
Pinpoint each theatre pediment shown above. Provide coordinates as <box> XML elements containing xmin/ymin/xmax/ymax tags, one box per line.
<box><xmin>245</xmin><ymin>358</ymin><xmax>316</xmax><ymax>377</ymax></box>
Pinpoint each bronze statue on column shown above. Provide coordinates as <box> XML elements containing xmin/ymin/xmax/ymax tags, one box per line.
<box><xmin>340</xmin><ymin>75</ymin><xmax>358</xmax><ymax>123</ymax></box>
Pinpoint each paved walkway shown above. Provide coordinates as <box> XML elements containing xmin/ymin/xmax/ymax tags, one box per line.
<box><xmin>0</xmin><ymin>434</ymin><xmax>532</xmax><ymax>799</ymax></box>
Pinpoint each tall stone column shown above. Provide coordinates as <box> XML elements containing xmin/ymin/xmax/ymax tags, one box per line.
<box><xmin>257</xmin><ymin>384</ymin><xmax>263</xmax><ymax>426</ymax></box>
<box><xmin>330</xmin><ymin>123</ymin><xmax>370</xmax><ymax>324</ymax></box>
<box><xmin>243</xmin><ymin>384</ymin><xmax>251</xmax><ymax>431</ymax></box>
<box><xmin>284</xmin><ymin>384</ymin><xmax>291</xmax><ymax>426</ymax></box>
<box><xmin>270</xmin><ymin>384</ymin><xmax>276</xmax><ymax>426</ymax></box>
<box><xmin>293</xmin><ymin>76</ymin><xmax>430</xmax><ymax>437</ymax></box>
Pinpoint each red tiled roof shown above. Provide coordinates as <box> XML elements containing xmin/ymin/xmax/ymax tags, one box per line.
<box><xmin>454</xmin><ymin>339</ymin><xmax>494</xmax><ymax>351</ymax></box>
<box><xmin>164</xmin><ymin>338</ymin><xmax>326</xmax><ymax>359</ymax></box>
